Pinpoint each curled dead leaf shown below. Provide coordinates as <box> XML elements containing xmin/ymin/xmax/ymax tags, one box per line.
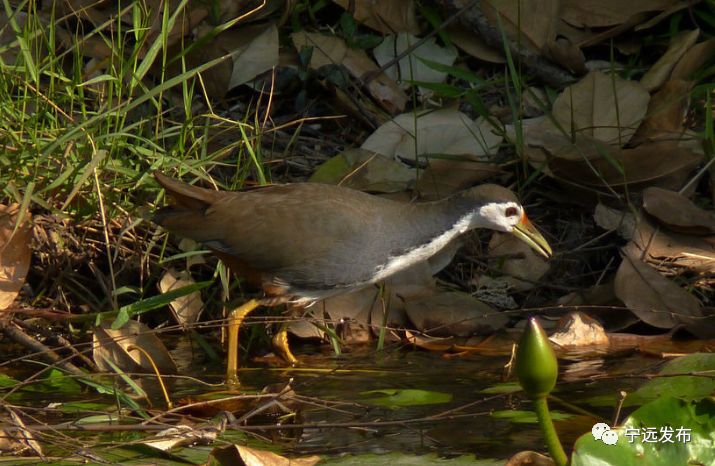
<box><xmin>404</xmin><ymin>291</ymin><xmax>508</xmax><ymax>337</ymax></box>
<box><xmin>593</xmin><ymin>203</ymin><xmax>636</xmax><ymax>239</ymax></box>
<box><xmin>671</xmin><ymin>37</ymin><xmax>715</xmax><ymax>80</ymax></box>
<box><xmin>0</xmin><ymin>204</ymin><xmax>32</xmax><ymax>311</ymax></box>
<box><xmin>549</xmin><ymin>312</ymin><xmax>609</xmax><ymax>347</ymax></box>
<box><xmin>207</xmin><ymin>444</ymin><xmax>320</xmax><ymax>466</ymax></box>
<box><xmin>550</xmin><ymin>71</ymin><xmax>650</xmax><ymax>146</ymax></box>
<box><xmin>159</xmin><ymin>268</ymin><xmax>204</xmax><ymax>326</ymax></box>
<box><xmin>630</xmin><ymin>79</ymin><xmax>692</xmax><ymax>145</ymax></box>
<box><xmin>488</xmin><ymin>233</ymin><xmax>550</xmax><ymax>292</ymax></box>
<box><xmin>291</xmin><ymin>31</ymin><xmax>407</xmax><ymax>113</ymax></box>
<box><xmin>447</xmin><ymin>23</ymin><xmax>504</xmax><ymax>63</ymax></box>
<box><xmin>643</xmin><ymin>187</ymin><xmax>715</xmax><ymax>235</ymax></box>
<box><xmin>93</xmin><ymin>320</ymin><xmax>178</xmax><ymax>375</ymax></box>
<box><xmin>640</xmin><ymin>29</ymin><xmax>700</xmax><ymax>91</ymax></box>
<box><xmin>632</xmin><ymin>216</ymin><xmax>715</xmax><ymax>273</ymax></box>
<box><xmin>547</xmin><ymin>140</ymin><xmax>703</xmax><ymax>191</ymax></box>
<box><xmin>560</xmin><ymin>0</ymin><xmax>682</xmax><ymax>28</ymax></box>
<box><xmin>373</xmin><ymin>33</ymin><xmax>457</xmax><ymax>93</ymax></box>
<box><xmin>309</xmin><ymin>148</ymin><xmax>415</xmax><ymax>193</ymax></box>
<box><xmin>332</xmin><ymin>0</ymin><xmax>420</xmax><ymax>34</ymax></box>
<box><xmin>362</xmin><ymin>109</ymin><xmax>503</xmax><ymax>161</ymax></box>
<box><xmin>416</xmin><ymin>156</ymin><xmax>500</xmax><ymax>200</ymax></box>
<box><xmin>614</xmin><ymin>243</ymin><xmax>702</xmax><ymax>330</ymax></box>
<box><xmin>482</xmin><ymin>0</ymin><xmax>559</xmax><ymax>53</ymax></box>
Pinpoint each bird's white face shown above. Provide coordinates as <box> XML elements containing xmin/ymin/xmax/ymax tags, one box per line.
<box><xmin>474</xmin><ymin>201</ymin><xmax>524</xmax><ymax>232</ymax></box>
<box><xmin>472</xmin><ymin>200</ymin><xmax>552</xmax><ymax>258</ymax></box>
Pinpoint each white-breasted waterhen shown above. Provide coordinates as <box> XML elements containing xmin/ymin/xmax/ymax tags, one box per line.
<box><xmin>152</xmin><ymin>171</ymin><xmax>552</xmax><ymax>383</ymax></box>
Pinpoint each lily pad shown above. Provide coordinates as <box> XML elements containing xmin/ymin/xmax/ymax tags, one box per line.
<box><xmin>360</xmin><ymin>388</ymin><xmax>452</xmax><ymax>408</ymax></box>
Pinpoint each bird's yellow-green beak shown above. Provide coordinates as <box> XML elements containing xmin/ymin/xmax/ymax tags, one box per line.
<box><xmin>511</xmin><ymin>213</ymin><xmax>552</xmax><ymax>259</ymax></box>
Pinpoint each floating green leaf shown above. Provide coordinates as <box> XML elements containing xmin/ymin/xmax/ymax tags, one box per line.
<box><xmin>360</xmin><ymin>388</ymin><xmax>452</xmax><ymax>408</ymax></box>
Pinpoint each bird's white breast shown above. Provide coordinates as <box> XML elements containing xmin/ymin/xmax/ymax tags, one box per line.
<box><xmin>371</xmin><ymin>214</ymin><xmax>473</xmax><ymax>282</ymax></box>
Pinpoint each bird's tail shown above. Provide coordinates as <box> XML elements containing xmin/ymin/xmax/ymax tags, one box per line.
<box><xmin>152</xmin><ymin>171</ymin><xmax>223</xmax><ymax>242</ymax></box>
<box><xmin>153</xmin><ymin>171</ymin><xmax>223</xmax><ymax>209</ymax></box>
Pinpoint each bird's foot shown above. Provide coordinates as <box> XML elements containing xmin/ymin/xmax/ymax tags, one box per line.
<box><xmin>226</xmin><ymin>298</ymin><xmax>261</xmax><ymax>385</ymax></box>
<box><xmin>272</xmin><ymin>323</ymin><xmax>299</xmax><ymax>366</ymax></box>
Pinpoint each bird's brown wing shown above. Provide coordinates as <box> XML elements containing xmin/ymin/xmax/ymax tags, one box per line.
<box><xmin>154</xmin><ymin>179</ymin><xmax>401</xmax><ymax>289</ymax></box>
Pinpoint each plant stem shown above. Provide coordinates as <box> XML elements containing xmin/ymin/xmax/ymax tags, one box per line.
<box><xmin>533</xmin><ymin>395</ymin><xmax>568</xmax><ymax>466</ymax></box>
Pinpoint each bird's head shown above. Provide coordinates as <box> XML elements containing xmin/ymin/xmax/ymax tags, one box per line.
<box><xmin>457</xmin><ymin>185</ymin><xmax>553</xmax><ymax>259</ymax></box>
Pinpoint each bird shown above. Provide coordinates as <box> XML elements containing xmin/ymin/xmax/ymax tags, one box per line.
<box><xmin>152</xmin><ymin>171</ymin><xmax>552</xmax><ymax>383</ymax></box>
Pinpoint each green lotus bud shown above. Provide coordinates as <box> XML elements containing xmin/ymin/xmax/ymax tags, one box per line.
<box><xmin>515</xmin><ymin>317</ymin><xmax>558</xmax><ymax>398</ymax></box>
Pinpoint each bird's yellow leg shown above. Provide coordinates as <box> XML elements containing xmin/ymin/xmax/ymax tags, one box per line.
<box><xmin>272</xmin><ymin>322</ymin><xmax>298</xmax><ymax>366</ymax></box>
<box><xmin>226</xmin><ymin>298</ymin><xmax>260</xmax><ymax>385</ymax></box>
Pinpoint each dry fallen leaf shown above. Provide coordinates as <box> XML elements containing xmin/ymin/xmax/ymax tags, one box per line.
<box><xmin>630</xmin><ymin>79</ymin><xmax>692</xmax><ymax>143</ymax></box>
<box><xmin>632</xmin><ymin>216</ymin><xmax>715</xmax><ymax>273</ymax></box>
<box><xmin>560</xmin><ymin>0</ymin><xmax>682</xmax><ymax>28</ymax></box>
<box><xmin>614</xmin><ymin>243</ymin><xmax>702</xmax><ymax>330</ymax></box>
<box><xmin>556</xmin><ymin>282</ymin><xmax>639</xmax><ymax>331</ymax></box>
<box><xmin>362</xmin><ymin>109</ymin><xmax>503</xmax><ymax>161</ymax></box>
<box><xmin>549</xmin><ymin>312</ymin><xmax>610</xmax><ymax>347</ymax></box>
<box><xmin>550</xmin><ymin>70</ymin><xmax>650</xmax><ymax>145</ymax></box>
<box><xmin>159</xmin><ymin>268</ymin><xmax>204</xmax><ymax>326</ymax></box>
<box><xmin>593</xmin><ymin>203</ymin><xmax>636</xmax><ymax>239</ymax></box>
<box><xmin>416</xmin><ymin>156</ymin><xmax>500</xmax><ymax>200</ymax></box>
<box><xmin>309</xmin><ymin>148</ymin><xmax>415</xmax><ymax>193</ymax></box>
<box><xmin>373</xmin><ymin>33</ymin><xmax>458</xmax><ymax>92</ymax></box>
<box><xmin>332</xmin><ymin>0</ymin><xmax>420</xmax><ymax>34</ymax></box>
<box><xmin>505</xmin><ymin>450</ymin><xmax>556</xmax><ymax>466</ymax></box>
<box><xmin>404</xmin><ymin>291</ymin><xmax>508</xmax><ymax>337</ymax></box>
<box><xmin>175</xmin><ymin>23</ymin><xmax>279</xmax><ymax>98</ymax></box>
<box><xmin>643</xmin><ymin>187</ymin><xmax>715</xmax><ymax>235</ymax></box>
<box><xmin>144</xmin><ymin>425</ymin><xmax>218</xmax><ymax>451</ymax></box>
<box><xmin>640</xmin><ymin>29</ymin><xmax>700</xmax><ymax>91</ymax></box>
<box><xmin>207</xmin><ymin>444</ymin><xmax>320</xmax><ymax>466</ymax></box>
<box><xmin>0</xmin><ymin>204</ymin><xmax>32</xmax><ymax>311</ymax></box>
<box><xmin>227</xmin><ymin>23</ymin><xmax>279</xmax><ymax>90</ymax></box>
<box><xmin>447</xmin><ymin>23</ymin><xmax>505</xmax><ymax>63</ymax></box>
<box><xmin>671</xmin><ymin>37</ymin><xmax>715</xmax><ymax>80</ymax></box>
<box><xmin>291</xmin><ymin>31</ymin><xmax>347</xmax><ymax>69</ymax></box>
<box><xmin>488</xmin><ymin>232</ymin><xmax>550</xmax><ymax>292</ymax></box>
<box><xmin>293</xmin><ymin>259</ymin><xmax>437</xmax><ymax>343</ymax></box>
<box><xmin>544</xmin><ymin>37</ymin><xmax>587</xmax><ymax>74</ymax></box>
<box><xmin>93</xmin><ymin>320</ymin><xmax>178</xmax><ymax>375</ymax></box>
<box><xmin>291</xmin><ymin>31</ymin><xmax>407</xmax><ymax>113</ymax></box>
<box><xmin>547</xmin><ymin>140</ymin><xmax>703</xmax><ymax>191</ymax></box>
<box><xmin>482</xmin><ymin>0</ymin><xmax>559</xmax><ymax>53</ymax></box>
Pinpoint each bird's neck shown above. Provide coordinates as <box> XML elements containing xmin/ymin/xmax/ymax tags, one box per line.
<box><xmin>369</xmin><ymin>198</ymin><xmax>476</xmax><ymax>282</ymax></box>
<box><xmin>413</xmin><ymin>194</ymin><xmax>481</xmax><ymax>234</ymax></box>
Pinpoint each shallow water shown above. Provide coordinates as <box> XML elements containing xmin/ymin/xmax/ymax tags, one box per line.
<box><xmin>170</xmin><ymin>339</ymin><xmax>656</xmax><ymax>460</ymax></box>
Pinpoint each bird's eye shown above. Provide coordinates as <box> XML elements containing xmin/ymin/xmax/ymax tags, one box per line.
<box><xmin>505</xmin><ymin>206</ymin><xmax>519</xmax><ymax>217</ymax></box>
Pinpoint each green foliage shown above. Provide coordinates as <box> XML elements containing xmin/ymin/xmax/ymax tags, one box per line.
<box><xmin>360</xmin><ymin>388</ymin><xmax>453</xmax><ymax>408</ymax></box>
<box><xmin>572</xmin><ymin>396</ymin><xmax>715</xmax><ymax>466</ymax></box>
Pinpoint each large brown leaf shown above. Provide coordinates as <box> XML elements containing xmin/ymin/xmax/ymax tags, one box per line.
<box><xmin>640</xmin><ymin>29</ymin><xmax>700</xmax><ymax>91</ymax></box>
<box><xmin>404</xmin><ymin>291</ymin><xmax>508</xmax><ymax>337</ymax></box>
<box><xmin>291</xmin><ymin>31</ymin><xmax>407</xmax><ymax>114</ymax></box>
<box><xmin>551</xmin><ymin>71</ymin><xmax>650</xmax><ymax>145</ymax></box>
<box><xmin>560</xmin><ymin>0</ymin><xmax>682</xmax><ymax>28</ymax></box>
<box><xmin>548</xmin><ymin>140</ymin><xmax>703</xmax><ymax>190</ymax></box>
<box><xmin>488</xmin><ymin>232</ymin><xmax>550</xmax><ymax>292</ymax></box>
<box><xmin>630</xmin><ymin>79</ymin><xmax>692</xmax><ymax>144</ymax></box>
<box><xmin>0</xmin><ymin>204</ymin><xmax>32</xmax><ymax>311</ymax></box>
<box><xmin>643</xmin><ymin>187</ymin><xmax>715</xmax><ymax>235</ymax></box>
<box><xmin>671</xmin><ymin>37</ymin><xmax>715</xmax><ymax>80</ymax></box>
<box><xmin>332</xmin><ymin>0</ymin><xmax>420</xmax><ymax>34</ymax></box>
<box><xmin>482</xmin><ymin>0</ymin><xmax>560</xmax><ymax>53</ymax></box>
<box><xmin>632</xmin><ymin>217</ymin><xmax>715</xmax><ymax>273</ymax></box>
<box><xmin>614</xmin><ymin>244</ymin><xmax>702</xmax><ymax>329</ymax></box>
<box><xmin>93</xmin><ymin>320</ymin><xmax>178</xmax><ymax>375</ymax></box>
<box><xmin>158</xmin><ymin>268</ymin><xmax>204</xmax><ymax>326</ymax></box>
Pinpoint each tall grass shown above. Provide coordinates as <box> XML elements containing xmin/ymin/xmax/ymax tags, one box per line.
<box><xmin>0</xmin><ymin>0</ymin><xmax>267</xmax><ymax>313</ymax></box>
